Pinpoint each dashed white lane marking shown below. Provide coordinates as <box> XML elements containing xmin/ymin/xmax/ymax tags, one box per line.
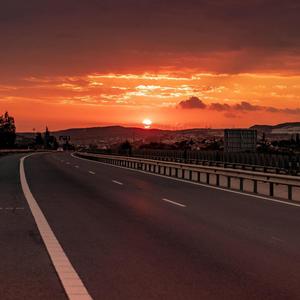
<box><xmin>74</xmin><ymin>165</ymin><xmax>79</xmax><ymax>168</ymax></box>
<box><xmin>20</xmin><ymin>154</ymin><xmax>92</xmax><ymax>300</ymax></box>
<box><xmin>66</xmin><ymin>162</ymin><xmax>70</xmax><ymax>165</ymax></box>
<box><xmin>71</xmin><ymin>153</ymin><xmax>300</xmax><ymax>209</ymax></box>
<box><xmin>271</xmin><ymin>236</ymin><xmax>284</xmax><ymax>243</ymax></box>
<box><xmin>112</xmin><ymin>180</ymin><xmax>123</xmax><ymax>185</ymax></box>
<box><xmin>0</xmin><ymin>207</ymin><xmax>24</xmax><ymax>210</ymax></box>
<box><xmin>162</xmin><ymin>198</ymin><xmax>186</xmax><ymax>207</ymax></box>
<box><xmin>88</xmin><ymin>171</ymin><xmax>96</xmax><ymax>175</ymax></box>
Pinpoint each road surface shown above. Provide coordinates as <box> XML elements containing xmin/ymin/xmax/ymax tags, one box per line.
<box><xmin>1</xmin><ymin>152</ymin><xmax>300</xmax><ymax>299</ymax></box>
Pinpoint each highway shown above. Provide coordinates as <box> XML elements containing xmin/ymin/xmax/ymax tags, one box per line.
<box><xmin>2</xmin><ymin>152</ymin><xmax>300</xmax><ymax>299</ymax></box>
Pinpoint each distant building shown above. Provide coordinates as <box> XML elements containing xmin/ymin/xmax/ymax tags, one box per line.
<box><xmin>224</xmin><ymin>129</ymin><xmax>257</xmax><ymax>152</ymax></box>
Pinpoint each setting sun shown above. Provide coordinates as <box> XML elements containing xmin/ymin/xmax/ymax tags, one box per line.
<box><xmin>142</xmin><ymin>118</ymin><xmax>152</xmax><ymax>129</ymax></box>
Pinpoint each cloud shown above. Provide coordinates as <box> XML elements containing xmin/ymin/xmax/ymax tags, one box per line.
<box><xmin>177</xmin><ymin>97</ymin><xmax>300</xmax><ymax>115</ymax></box>
<box><xmin>224</xmin><ymin>112</ymin><xmax>238</xmax><ymax>119</ymax></box>
<box><xmin>178</xmin><ymin>97</ymin><xmax>207</xmax><ymax>109</ymax></box>
<box><xmin>233</xmin><ymin>101</ymin><xmax>261</xmax><ymax>111</ymax></box>
<box><xmin>209</xmin><ymin>102</ymin><xmax>231</xmax><ymax>111</ymax></box>
<box><xmin>1</xmin><ymin>0</ymin><xmax>300</xmax><ymax>78</ymax></box>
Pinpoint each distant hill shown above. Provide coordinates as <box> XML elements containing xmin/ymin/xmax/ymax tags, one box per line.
<box><xmin>272</xmin><ymin>122</ymin><xmax>300</xmax><ymax>129</ymax></box>
<box><xmin>18</xmin><ymin>125</ymin><xmax>223</xmax><ymax>145</ymax></box>
<box><xmin>251</xmin><ymin>122</ymin><xmax>300</xmax><ymax>134</ymax></box>
<box><xmin>53</xmin><ymin>126</ymin><xmax>171</xmax><ymax>143</ymax></box>
<box><xmin>250</xmin><ymin>125</ymin><xmax>274</xmax><ymax>132</ymax></box>
<box><xmin>18</xmin><ymin>122</ymin><xmax>300</xmax><ymax>145</ymax></box>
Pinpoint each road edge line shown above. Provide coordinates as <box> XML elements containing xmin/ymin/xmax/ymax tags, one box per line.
<box><xmin>20</xmin><ymin>154</ymin><xmax>93</xmax><ymax>300</ymax></box>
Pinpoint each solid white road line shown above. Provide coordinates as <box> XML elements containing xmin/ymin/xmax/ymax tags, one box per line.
<box><xmin>88</xmin><ymin>171</ymin><xmax>96</xmax><ymax>175</ymax></box>
<box><xmin>162</xmin><ymin>198</ymin><xmax>186</xmax><ymax>207</ymax></box>
<box><xmin>71</xmin><ymin>153</ymin><xmax>300</xmax><ymax>208</ymax></box>
<box><xmin>20</xmin><ymin>154</ymin><xmax>92</xmax><ymax>300</ymax></box>
<box><xmin>112</xmin><ymin>180</ymin><xmax>123</xmax><ymax>185</ymax></box>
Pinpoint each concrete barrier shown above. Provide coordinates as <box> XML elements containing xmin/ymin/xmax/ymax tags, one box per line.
<box><xmin>75</xmin><ymin>152</ymin><xmax>300</xmax><ymax>202</ymax></box>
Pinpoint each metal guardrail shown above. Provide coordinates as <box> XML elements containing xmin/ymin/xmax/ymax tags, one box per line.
<box><xmin>75</xmin><ymin>152</ymin><xmax>300</xmax><ymax>202</ymax></box>
<box><xmin>85</xmin><ymin>149</ymin><xmax>300</xmax><ymax>176</ymax></box>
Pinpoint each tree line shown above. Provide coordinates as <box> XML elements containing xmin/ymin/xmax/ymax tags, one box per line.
<box><xmin>0</xmin><ymin>112</ymin><xmax>16</xmax><ymax>148</ymax></box>
<box><xmin>0</xmin><ymin>111</ymin><xmax>59</xmax><ymax>149</ymax></box>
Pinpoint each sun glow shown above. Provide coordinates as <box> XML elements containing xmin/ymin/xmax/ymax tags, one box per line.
<box><xmin>142</xmin><ymin>118</ymin><xmax>152</xmax><ymax>129</ymax></box>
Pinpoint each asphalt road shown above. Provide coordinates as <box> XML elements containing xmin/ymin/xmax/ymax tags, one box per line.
<box><xmin>2</xmin><ymin>152</ymin><xmax>300</xmax><ymax>299</ymax></box>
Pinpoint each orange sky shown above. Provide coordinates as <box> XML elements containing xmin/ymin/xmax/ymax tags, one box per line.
<box><xmin>1</xmin><ymin>1</ymin><xmax>300</xmax><ymax>131</ymax></box>
<box><xmin>1</xmin><ymin>72</ymin><xmax>300</xmax><ymax>131</ymax></box>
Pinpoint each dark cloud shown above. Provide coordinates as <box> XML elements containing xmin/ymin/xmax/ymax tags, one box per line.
<box><xmin>233</xmin><ymin>101</ymin><xmax>261</xmax><ymax>111</ymax></box>
<box><xmin>209</xmin><ymin>102</ymin><xmax>231</xmax><ymax>111</ymax></box>
<box><xmin>1</xmin><ymin>0</ymin><xmax>300</xmax><ymax>78</ymax></box>
<box><xmin>178</xmin><ymin>98</ymin><xmax>300</xmax><ymax>115</ymax></box>
<box><xmin>178</xmin><ymin>97</ymin><xmax>207</xmax><ymax>109</ymax></box>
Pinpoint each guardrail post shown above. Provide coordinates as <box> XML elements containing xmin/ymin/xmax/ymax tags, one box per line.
<box><xmin>189</xmin><ymin>170</ymin><xmax>192</xmax><ymax>181</ymax></box>
<box><xmin>240</xmin><ymin>178</ymin><xmax>244</xmax><ymax>191</ymax></box>
<box><xmin>288</xmin><ymin>185</ymin><xmax>293</xmax><ymax>201</ymax></box>
<box><xmin>206</xmin><ymin>173</ymin><xmax>210</xmax><ymax>184</ymax></box>
<box><xmin>227</xmin><ymin>176</ymin><xmax>231</xmax><ymax>188</ymax></box>
<box><xmin>216</xmin><ymin>174</ymin><xmax>220</xmax><ymax>186</ymax></box>
<box><xmin>197</xmin><ymin>172</ymin><xmax>200</xmax><ymax>182</ymax></box>
<box><xmin>175</xmin><ymin>168</ymin><xmax>178</xmax><ymax>178</ymax></box>
<box><xmin>253</xmin><ymin>180</ymin><xmax>258</xmax><ymax>193</ymax></box>
<box><xmin>269</xmin><ymin>182</ymin><xmax>274</xmax><ymax>197</ymax></box>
